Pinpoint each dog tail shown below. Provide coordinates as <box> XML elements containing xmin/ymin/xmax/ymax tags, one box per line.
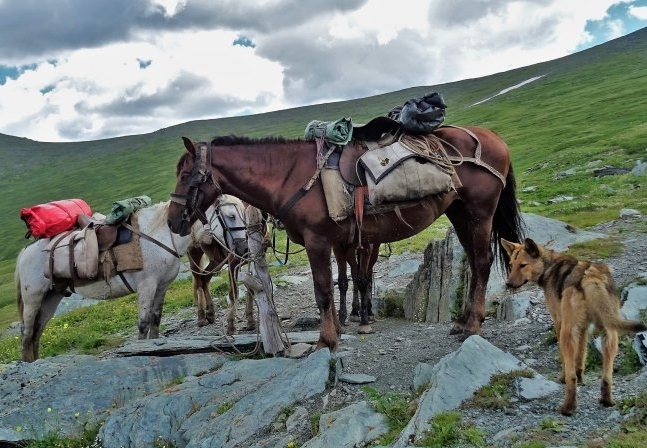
<box><xmin>610</xmin><ymin>317</ymin><xmax>647</xmax><ymax>334</ymax></box>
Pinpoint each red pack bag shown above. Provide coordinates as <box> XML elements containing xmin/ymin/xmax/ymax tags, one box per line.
<box><xmin>20</xmin><ymin>199</ymin><xmax>92</xmax><ymax>239</ymax></box>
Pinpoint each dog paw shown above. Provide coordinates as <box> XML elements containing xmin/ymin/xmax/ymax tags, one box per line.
<box><xmin>599</xmin><ymin>397</ymin><xmax>616</xmax><ymax>407</ymax></box>
<box><xmin>558</xmin><ymin>404</ymin><xmax>575</xmax><ymax>416</ymax></box>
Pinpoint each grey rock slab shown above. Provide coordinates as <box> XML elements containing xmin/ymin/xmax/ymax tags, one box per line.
<box><xmin>0</xmin><ymin>353</ymin><xmax>227</xmax><ymax>443</ymax></box>
<box><xmin>338</xmin><ymin>373</ymin><xmax>377</xmax><ymax>384</ymax></box>
<box><xmin>301</xmin><ymin>401</ymin><xmax>389</xmax><ymax>448</ymax></box>
<box><xmin>392</xmin><ymin>335</ymin><xmax>557</xmax><ymax>447</ymax></box>
<box><xmin>99</xmin><ymin>356</ymin><xmax>297</xmax><ymax>448</ymax></box>
<box><xmin>184</xmin><ymin>348</ymin><xmax>331</xmax><ymax>448</ymax></box>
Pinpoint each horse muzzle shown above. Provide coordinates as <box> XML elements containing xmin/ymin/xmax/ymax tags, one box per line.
<box><xmin>233</xmin><ymin>237</ymin><xmax>249</xmax><ymax>258</ymax></box>
<box><xmin>168</xmin><ymin>217</ymin><xmax>192</xmax><ymax>237</ymax></box>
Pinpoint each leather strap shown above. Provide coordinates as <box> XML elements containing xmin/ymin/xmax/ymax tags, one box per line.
<box><xmin>48</xmin><ymin>230</ymin><xmax>75</xmax><ymax>290</ymax></box>
<box><xmin>109</xmin><ymin>249</ymin><xmax>136</xmax><ymax>293</ymax></box>
<box><xmin>276</xmin><ymin>141</ymin><xmax>336</xmax><ymax>221</ymax></box>
<box><xmin>122</xmin><ymin>223</ymin><xmax>180</xmax><ymax>258</ymax></box>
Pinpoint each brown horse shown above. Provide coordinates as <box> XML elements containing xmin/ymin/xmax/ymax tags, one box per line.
<box><xmin>168</xmin><ymin>125</ymin><xmax>524</xmax><ymax>350</ymax></box>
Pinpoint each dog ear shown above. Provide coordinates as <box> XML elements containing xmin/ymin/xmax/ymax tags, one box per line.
<box><xmin>523</xmin><ymin>238</ymin><xmax>541</xmax><ymax>258</ymax></box>
<box><xmin>500</xmin><ymin>238</ymin><xmax>519</xmax><ymax>257</ymax></box>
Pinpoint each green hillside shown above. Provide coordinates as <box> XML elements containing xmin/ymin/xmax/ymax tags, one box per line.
<box><xmin>1</xmin><ymin>28</ymin><xmax>646</xmax><ymax>263</ymax></box>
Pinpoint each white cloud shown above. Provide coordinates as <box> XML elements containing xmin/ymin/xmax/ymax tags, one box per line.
<box><xmin>629</xmin><ymin>5</ymin><xmax>647</xmax><ymax>19</ymax></box>
<box><xmin>0</xmin><ymin>0</ymin><xmax>645</xmax><ymax>142</ymax></box>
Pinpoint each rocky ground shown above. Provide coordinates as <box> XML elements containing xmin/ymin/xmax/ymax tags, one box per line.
<box><xmin>161</xmin><ymin>214</ymin><xmax>647</xmax><ymax>447</ymax></box>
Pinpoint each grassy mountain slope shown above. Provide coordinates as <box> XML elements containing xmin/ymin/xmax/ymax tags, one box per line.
<box><xmin>1</xmin><ymin>27</ymin><xmax>645</xmax><ymax>265</ymax></box>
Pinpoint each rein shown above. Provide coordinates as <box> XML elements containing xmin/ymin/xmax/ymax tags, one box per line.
<box><xmin>122</xmin><ymin>222</ymin><xmax>180</xmax><ymax>258</ymax></box>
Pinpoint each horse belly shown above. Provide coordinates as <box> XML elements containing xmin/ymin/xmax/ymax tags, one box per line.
<box><xmin>361</xmin><ymin>191</ymin><xmax>457</xmax><ymax>243</ymax></box>
<box><xmin>74</xmin><ymin>277</ymin><xmax>136</xmax><ymax>299</ymax></box>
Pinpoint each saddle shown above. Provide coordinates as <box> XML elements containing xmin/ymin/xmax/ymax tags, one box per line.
<box><xmin>77</xmin><ymin>214</ymin><xmax>133</xmax><ymax>252</ymax></box>
<box><xmin>338</xmin><ymin>116</ymin><xmax>402</xmax><ymax>186</ymax></box>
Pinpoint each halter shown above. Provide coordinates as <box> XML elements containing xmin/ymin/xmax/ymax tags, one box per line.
<box><xmin>170</xmin><ymin>141</ymin><xmax>221</xmax><ymax>228</ymax></box>
<box><xmin>206</xmin><ymin>197</ymin><xmax>248</xmax><ymax>251</ymax></box>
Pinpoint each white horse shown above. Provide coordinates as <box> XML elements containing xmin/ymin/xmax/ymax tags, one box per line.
<box><xmin>15</xmin><ymin>196</ymin><xmax>248</xmax><ymax>362</ymax></box>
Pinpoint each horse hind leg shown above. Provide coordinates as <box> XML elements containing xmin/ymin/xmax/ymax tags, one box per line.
<box><xmin>22</xmin><ymin>289</ymin><xmax>65</xmax><ymax>362</ymax></box>
<box><xmin>357</xmin><ymin>244</ymin><xmax>378</xmax><ymax>333</ymax></box>
<box><xmin>447</xmin><ymin>206</ymin><xmax>494</xmax><ymax>337</ymax></box>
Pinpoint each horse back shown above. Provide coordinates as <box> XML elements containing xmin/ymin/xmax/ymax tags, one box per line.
<box><xmin>434</xmin><ymin>125</ymin><xmax>511</xmax><ymax>175</ymax></box>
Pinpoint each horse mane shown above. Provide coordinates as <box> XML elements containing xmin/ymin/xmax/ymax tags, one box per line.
<box><xmin>145</xmin><ymin>201</ymin><xmax>171</xmax><ymax>231</ymax></box>
<box><xmin>210</xmin><ymin>135</ymin><xmax>301</xmax><ymax>146</ymax></box>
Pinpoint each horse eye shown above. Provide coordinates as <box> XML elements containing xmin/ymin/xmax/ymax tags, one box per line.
<box><xmin>519</xmin><ymin>263</ymin><xmax>527</xmax><ymax>268</ymax></box>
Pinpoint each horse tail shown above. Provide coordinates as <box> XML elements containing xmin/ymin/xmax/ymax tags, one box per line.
<box><xmin>491</xmin><ymin>164</ymin><xmax>526</xmax><ymax>274</ymax></box>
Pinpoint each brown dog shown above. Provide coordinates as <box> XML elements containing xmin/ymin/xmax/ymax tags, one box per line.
<box><xmin>501</xmin><ymin>237</ymin><xmax>647</xmax><ymax>416</ymax></box>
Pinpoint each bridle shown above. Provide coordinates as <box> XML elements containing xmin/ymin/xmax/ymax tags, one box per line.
<box><xmin>207</xmin><ymin>197</ymin><xmax>248</xmax><ymax>251</ymax></box>
<box><xmin>170</xmin><ymin>141</ymin><xmax>221</xmax><ymax>229</ymax></box>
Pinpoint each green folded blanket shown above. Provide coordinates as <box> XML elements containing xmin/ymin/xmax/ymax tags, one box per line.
<box><xmin>304</xmin><ymin>117</ymin><xmax>353</xmax><ymax>145</ymax></box>
<box><xmin>104</xmin><ymin>195</ymin><xmax>152</xmax><ymax>225</ymax></box>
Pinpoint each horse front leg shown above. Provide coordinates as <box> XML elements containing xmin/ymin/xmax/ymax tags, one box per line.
<box><xmin>306</xmin><ymin>238</ymin><xmax>339</xmax><ymax>350</ymax></box>
<box><xmin>137</xmin><ymin>281</ymin><xmax>161</xmax><ymax>339</ymax></box>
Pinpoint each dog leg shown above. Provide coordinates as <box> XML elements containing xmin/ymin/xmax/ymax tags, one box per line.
<box><xmin>575</xmin><ymin>324</ymin><xmax>589</xmax><ymax>384</ymax></box>
<box><xmin>558</xmin><ymin>326</ymin><xmax>578</xmax><ymax>416</ymax></box>
<box><xmin>600</xmin><ymin>329</ymin><xmax>618</xmax><ymax>407</ymax></box>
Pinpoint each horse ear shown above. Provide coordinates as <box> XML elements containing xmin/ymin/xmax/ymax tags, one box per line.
<box><xmin>182</xmin><ymin>137</ymin><xmax>196</xmax><ymax>155</ymax></box>
<box><xmin>523</xmin><ymin>238</ymin><xmax>541</xmax><ymax>258</ymax></box>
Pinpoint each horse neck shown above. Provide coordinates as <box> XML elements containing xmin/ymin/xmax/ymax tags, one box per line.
<box><xmin>212</xmin><ymin>142</ymin><xmax>315</xmax><ymax>215</ymax></box>
<box><xmin>139</xmin><ymin>204</ymin><xmax>194</xmax><ymax>256</ymax></box>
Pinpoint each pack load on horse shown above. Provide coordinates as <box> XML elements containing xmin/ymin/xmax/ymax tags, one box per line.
<box><xmin>15</xmin><ymin>196</ymin><xmax>248</xmax><ymax>362</ymax></box>
<box><xmin>168</xmin><ymin>92</ymin><xmax>524</xmax><ymax>350</ymax></box>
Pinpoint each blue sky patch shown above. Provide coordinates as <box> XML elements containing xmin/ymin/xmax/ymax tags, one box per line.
<box><xmin>0</xmin><ymin>63</ymin><xmax>38</xmax><ymax>85</ymax></box>
<box><xmin>233</xmin><ymin>35</ymin><xmax>255</xmax><ymax>48</ymax></box>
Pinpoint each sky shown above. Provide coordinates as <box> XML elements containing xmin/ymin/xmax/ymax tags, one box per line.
<box><xmin>0</xmin><ymin>0</ymin><xmax>646</xmax><ymax>143</ymax></box>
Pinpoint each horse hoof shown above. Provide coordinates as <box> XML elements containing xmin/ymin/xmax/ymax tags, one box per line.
<box><xmin>449</xmin><ymin>324</ymin><xmax>464</xmax><ymax>335</ymax></box>
<box><xmin>206</xmin><ymin>315</ymin><xmax>216</xmax><ymax>324</ymax></box>
<box><xmin>197</xmin><ymin>318</ymin><xmax>209</xmax><ymax>327</ymax></box>
<box><xmin>349</xmin><ymin>315</ymin><xmax>360</xmax><ymax>323</ymax></box>
<box><xmin>357</xmin><ymin>325</ymin><xmax>374</xmax><ymax>334</ymax></box>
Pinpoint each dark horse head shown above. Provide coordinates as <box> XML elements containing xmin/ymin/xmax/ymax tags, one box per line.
<box><xmin>168</xmin><ymin>137</ymin><xmax>219</xmax><ymax>237</ymax></box>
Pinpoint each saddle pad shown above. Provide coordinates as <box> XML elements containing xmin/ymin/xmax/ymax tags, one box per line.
<box><xmin>109</xmin><ymin>215</ymin><xmax>144</xmax><ymax>272</ymax></box>
<box><xmin>359</xmin><ymin>141</ymin><xmax>419</xmax><ymax>184</ymax></box>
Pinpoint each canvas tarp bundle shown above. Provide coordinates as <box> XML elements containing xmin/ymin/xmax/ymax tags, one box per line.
<box><xmin>20</xmin><ymin>198</ymin><xmax>92</xmax><ymax>239</ymax></box>
<box><xmin>104</xmin><ymin>196</ymin><xmax>152</xmax><ymax>225</ymax></box>
<box><xmin>304</xmin><ymin>117</ymin><xmax>353</xmax><ymax>145</ymax></box>
<box><xmin>387</xmin><ymin>92</ymin><xmax>447</xmax><ymax>134</ymax></box>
